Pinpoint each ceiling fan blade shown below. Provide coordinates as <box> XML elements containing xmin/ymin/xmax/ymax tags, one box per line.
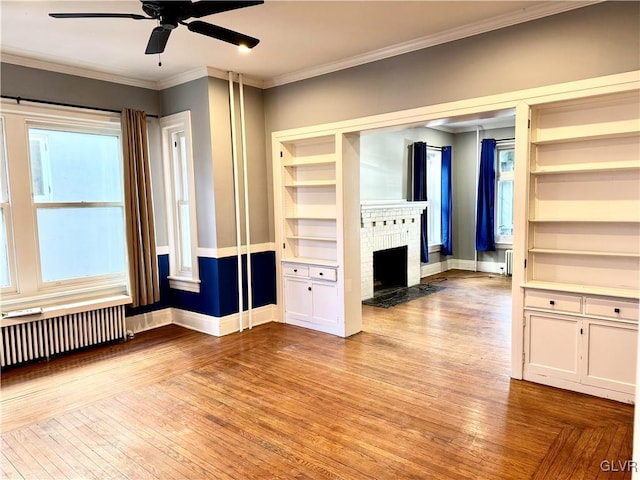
<box><xmin>187</xmin><ymin>20</ymin><xmax>260</xmax><ymax>49</ymax></box>
<box><xmin>188</xmin><ymin>1</ymin><xmax>264</xmax><ymax>18</ymax></box>
<box><xmin>145</xmin><ymin>26</ymin><xmax>172</xmax><ymax>54</ymax></box>
<box><xmin>49</xmin><ymin>13</ymin><xmax>149</xmax><ymax>20</ymax></box>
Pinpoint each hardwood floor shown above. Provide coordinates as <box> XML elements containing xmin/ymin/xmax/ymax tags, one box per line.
<box><xmin>1</xmin><ymin>271</ymin><xmax>634</xmax><ymax>479</ymax></box>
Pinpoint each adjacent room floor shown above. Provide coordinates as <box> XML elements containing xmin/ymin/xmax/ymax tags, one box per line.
<box><xmin>0</xmin><ymin>271</ymin><xmax>633</xmax><ymax>479</ymax></box>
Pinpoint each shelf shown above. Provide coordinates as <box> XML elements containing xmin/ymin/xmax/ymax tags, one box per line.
<box><xmin>529</xmin><ymin>248</ymin><xmax>640</xmax><ymax>258</ymax></box>
<box><xmin>531</xmin><ymin>164</ymin><xmax>640</xmax><ymax>175</ymax></box>
<box><xmin>285</xmin><ymin>215</ymin><xmax>336</xmax><ymax>221</ymax></box>
<box><xmin>529</xmin><ymin>218</ymin><xmax>640</xmax><ymax>224</ymax></box>
<box><xmin>523</xmin><ymin>281</ymin><xmax>639</xmax><ymax>300</ymax></box>
<box><xmin>286</xmin><ymin>235</ymin><xmax>336</xmax><ymax>242</ymax></box>
<box><xmin>532</xmin><ymin>123</ymin><xmax>639</xmax><ymax>145</ymax></box>
<box><xmin>284</xmin><ymin>180</ymin><xmax>336</xmax><ymax>187</ymax></box>
<box><xmin>281</xmin><ymin>257</ymin><xmax>338</xmax><ymax>268</ymax></box>
<box><xmin>283</xmin><ymin>158</ymin><xmax>336</xmax><ymax>168</ymax></box>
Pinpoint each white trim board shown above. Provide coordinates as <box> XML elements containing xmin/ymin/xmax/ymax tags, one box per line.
<box><xmin>198</xmin><ymin>242</ymin><xmax>276</xmax><ymax>259</ymax></box>
<box><xmin>126</xmin><ymin>304</ymin><xmax>278</xmax><ymax>337</ymax></box>
<box><xmin>173</xmin><ymin>304</ymin><xmax>277</xmax><ymax>337</ymax></box>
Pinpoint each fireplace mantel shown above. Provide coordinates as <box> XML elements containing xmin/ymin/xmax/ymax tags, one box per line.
<box><xmin>360</xmin><ymin>201</ymin><xmax>428</xmax><ymax>300</ymax></box>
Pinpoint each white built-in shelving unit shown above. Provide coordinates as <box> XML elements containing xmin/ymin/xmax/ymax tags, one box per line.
<box><xmin>522</xmin><ymin>90</ymin><xmax>640</xmax><ymax>402</ymax></box>
<box><xmin>274</xmin><ymin>132</ymin><xmax>361</xmax><ymax>337</ymax></box>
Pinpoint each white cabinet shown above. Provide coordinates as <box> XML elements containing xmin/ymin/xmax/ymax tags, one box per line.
<box><xmin>521</xmin><ymin>90</ymin><xmax>640</xmax><ymax>402</ymax></box>
<box><xmin>283</xmin><ymin>262</ymin><xmax>339</xmax><ymax>331</ymax></box>
<box><xmin>274</xmin><ymin>132</ymin><xmax>361</xmax><ymax>337</ymax></box>
<box><xmin>524</xmin><ymin>291</ymin><xmax>638</xmax><ymax>402</ymax></box>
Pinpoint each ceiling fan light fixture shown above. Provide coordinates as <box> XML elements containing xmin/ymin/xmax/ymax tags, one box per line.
<box><xmin>49</xmin><ymin>0</ymin><xmax>263</xmax><ymax>55</ymax></box>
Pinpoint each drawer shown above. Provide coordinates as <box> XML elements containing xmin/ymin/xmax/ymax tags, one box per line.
<box><xmin>283</xmin><ymin>264</ymin><xmax>309</xmax><ymax>277</ymax></box>
<box><xmin>309</xmin><ymin>266</ymin><xmax>337</xmax><ymax>282</ymax></box>
<box><xmin>525</xmin><ymin>290</ymin><xmax>582</xmax><ymax>314</ymax></box>
<box><xmin>585</xmin><ymin>297</ymin><xmax>639</xmax><ymax>322</ymax></box>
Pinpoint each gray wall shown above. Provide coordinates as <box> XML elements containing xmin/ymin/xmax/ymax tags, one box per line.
<box><xmin>160</xmin><ymin>77</ymin><xmax>218</xmax><ymax>249</ymax></box>
<box><xmin>263</xmin><ymin>2</ymin><xmax>640</xmax><ymax>133</ymax></box>
<box><xmin>360</xmin><ymin>127</ymin><xmax>454</xmax><ymax>201</ymax></box>
<box><xmin>0</xmin><ymin>63</ymin><xmax>160</xmax><ymax>116</ymax></box>
<box><xmin>205</xmin><ymin>78</ymin><xmax>269</xmax><ymax>249</ymax></box>
<box><xmin>159</xmin><ymin>76</ymin><xmax>269</xmax><ymax>250</ymax></box>
<box><xmin>453</xmin><ymin>127</ymin><xmax>515</xmax><ymax>262</ymax></box>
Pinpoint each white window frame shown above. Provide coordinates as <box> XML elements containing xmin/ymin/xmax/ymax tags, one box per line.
<box><xmin>495</xmin><ymin>141</ymin><xmax>515</xmax><ymax>246</ymax></box>
<box><xmin>1</xmin><ymin>101</ymin><xmax>129</xmax><ymax>311</ymax></box>
<box><xmin>0</xmin><ymin>117</ymin><xmax>17</xmax><ymax>294</ymax></box>
<box><xmin>160</xmin><ymin>111</ymin><xmax>200</xmax><ymax>293</ymax></box>
<box><xmin>426</xmin><ymin>147</ymin><xmax>442</xmax><ymax>250</ymax></box>
<box><xmin>28</xmin><ymin>133</ymin><xmax>53</xmax><ymax>202</ymax></box>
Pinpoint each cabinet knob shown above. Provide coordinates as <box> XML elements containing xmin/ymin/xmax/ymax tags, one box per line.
<box><xmin>614</xmin><ymin>307</ymin><xmax>621</xmax><ymax>314</ymax></box>
<box><xmin>319</xmin><ymin>272</ymin><xmax>323</xmax><ymax>276</ymax></box>
<box><xmin>293</xmin><ymin>268</ymin><xmax>297</xmax><ymax>273</ymax></box>
<box><xmin>549</xmin><ymin>300</ymin><xmax>555</xmax><ymax>306</ymax></box>
<box><xmin>308</xmin><ymin>286</ymin><xmax>312</xmax><ymax>291</ymax></box>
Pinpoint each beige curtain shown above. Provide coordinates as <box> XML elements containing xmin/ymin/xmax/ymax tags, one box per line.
<box><xmin>122</xmin><ymin>108</ymin><xmax>160</xmax><ymax>307</ymax></box>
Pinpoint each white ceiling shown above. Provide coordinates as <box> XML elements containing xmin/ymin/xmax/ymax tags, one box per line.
<box><xmin>0</xmin><ymin>1</ymin><xmax>597</xmax><ymax>90</ymax></box>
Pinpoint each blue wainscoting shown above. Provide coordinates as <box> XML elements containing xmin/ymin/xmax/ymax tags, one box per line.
<box><xmin>126</xmin><ymin>251</ymin><xmax>276</xmax><ymax>319</ymax></box>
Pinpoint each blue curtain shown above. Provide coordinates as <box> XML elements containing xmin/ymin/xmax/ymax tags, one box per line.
<box><xmin>412</xmin><ymin>142</ymin><xmax>429</xmax><ymax>263</ymax></box>
<box><xmin>441</xmin><ymin>146</ymin><xmax>453</xmax><ymax>256</ymax></box>
<box><xmin>476</xmin><ymin>138</ymin><xmax>496</xmax><ymax>251</ymax></box>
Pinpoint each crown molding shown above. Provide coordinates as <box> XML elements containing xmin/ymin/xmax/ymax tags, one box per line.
<box><xmin>263</xmin><ymin>0</ymin><xmax>602</xmax><ymax>89</ymax></box>
<box><xmin>2</xmin><ymin>1</ymin><xmax>601</xmax><ymax>91</ymax></box>
<box><xmin>157</xmin><ymin>66</ymin><xmax>264</xmax><ymax>90</ymax></box>
<box><xmin>1</xmin><ymin>53</ymin><xmax>265</xmax><ymax>91</ymax></box>
<box><xmin>0</xmin><ymin>52</ymin><xmax>159</xmax><ymax>90</ymax></box>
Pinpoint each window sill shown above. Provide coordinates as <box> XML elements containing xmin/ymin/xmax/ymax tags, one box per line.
<box><xmin>428</xmin><ymin>244</ymin><xmax>442</xmax><ymax>253</ymax></box>
<box><xmin>168</xmin><ymin>276</ymin><xmax>201</xmax><ymax>293</ymax></box>
<box><xmin>1</xmin><ymin>294</ymin><xmax>132</xmax><ymax>325</ymax></box>
<box><xmin>1</xmin><ymin>284</ymin><xmax>129</xmax><ymax>313</ymax></box>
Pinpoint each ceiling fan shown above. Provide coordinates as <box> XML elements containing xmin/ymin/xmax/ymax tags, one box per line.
<box><xmin>49</xmin><ymin>1</ymin><xmax>263</xmax><ymax>55</ymax></box>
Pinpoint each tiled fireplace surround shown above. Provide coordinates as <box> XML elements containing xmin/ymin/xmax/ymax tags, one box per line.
<box><xmin>360</xmin><ymin>201</ymin><xmax>428</xmax><ymax>300</ymax></box>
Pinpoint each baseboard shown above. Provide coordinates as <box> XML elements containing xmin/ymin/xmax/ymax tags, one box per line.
<box><xmin>421</xmin><ymin>259</ymin><xmax>507</xmax><ymax>278</ymax></box>
<box><xmin>421</xmin><ymin>261</ymin><xmax>445</xmax><ymax>278</ymax></box>
<box><xmin>477</xmin><ymin>260</ymin><xmax>506</xmax><ymax>275</ymax></box>
<box><xmin>446</xmin><ymin>259</ymin><xmax>476</xmax><ymax>271</ymax></box>
<box><xmin>173</xmin><ymin>304</ymin><xmax>277</xmax><ymax>337</ymax></box>
<box><xmin>126</xmin><ymin>308</ymin><xmax>172</xmax><ymax>334</ymax></box>
<box><xmin>522</xmin><ymin>373</ymin><xmax>634</xmax><ymax>404</ymax></box>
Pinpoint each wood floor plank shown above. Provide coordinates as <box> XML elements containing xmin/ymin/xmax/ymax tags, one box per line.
<box><xmin>1</xmin><ymin>272</ymin><xmax>634</xmax><ymax>479</ymax></box>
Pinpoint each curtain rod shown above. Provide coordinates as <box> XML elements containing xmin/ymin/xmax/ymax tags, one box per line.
<box><xmin>495</xmin><ymin>137</ymin><xmax>515</xmax><ymax>142</ymax></box>
<box><xmin>1</xmin><ymin>95</ymin><xmax>159</xmax><ymax>119</ymax></box>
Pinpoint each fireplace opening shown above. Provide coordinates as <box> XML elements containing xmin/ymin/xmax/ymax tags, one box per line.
<box><xmin>373</xmin><ymin>246</ymin><xmax>408</xmax><ymax>293</ymax></box>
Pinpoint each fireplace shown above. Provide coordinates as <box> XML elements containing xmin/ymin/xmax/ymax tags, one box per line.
<box><xmin>360</xmin><ymin>201</ymin><xmax>428</xmax><ymax>300</ymax></box>
<box><xmin>373</xmin><ymin>246</ymin><xmax>407</xmax><ymax>292</ymax></box>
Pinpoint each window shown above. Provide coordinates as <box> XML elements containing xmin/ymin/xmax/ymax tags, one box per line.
<box><xmin>495</xmin><ymin>141</ymin><xmax>514</xmax><ymax>243</ymax></box>
<box><xmin>160</xmin><ymin>111</ymin><xmax>199</xmax><ymax>292</ymax></box>
<box><xmin>0</xmin><ymin>118</ymin><xmax>15</xmax><ymax>291</ymax></box>
<box><xmin>1</xmin><ymin>103</ymin><xmax>128</xmax><ymax>309</ymax></box>
<box><xmin>426</xmin><ymin>147</ymin><xmax>442</xmax><ymax>247</ymax></box>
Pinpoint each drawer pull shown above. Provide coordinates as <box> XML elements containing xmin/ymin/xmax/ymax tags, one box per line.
<box><xmin>308</xmin><ymin>286</ymin><xmax>312</xmax><ymax>291</ymax></box>
<box><xmin>549</xmin><ymin>300</ymin><xmax>555</xmax><ymax>306</ymax></box>
<box><xmin>319</xmin><ymin>272</ymin><xmax>324</xmax><ymax>276</ymax></box>
<box><xmin>614</xmin><ymin>307</ymin><xmax>621</xmax><ymax>314</ymax></box>
<box><xmin>293</xmin><ymin>268</ymin><xmax>298</xmax><ymax>273</ymax></box>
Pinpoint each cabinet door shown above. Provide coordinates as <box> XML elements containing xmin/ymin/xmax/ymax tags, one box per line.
<box><xmin>525</xmin><ymin>312</ymin><xmax>580</xmax><ymax>382</ymax></box>
<box><xmin>284</xmin><ymin>277</ymin><xmax>311</xmax><ymax>320</ymax></box>
<box><xmin>310</xmin><ymin>281</ymin><xmax>338</xmax><ymax>325</ymax></box>
<box><xmin>582</xmin><ymin>319</ymin><xmax>637</xmax><ymax>394</ymax></box>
